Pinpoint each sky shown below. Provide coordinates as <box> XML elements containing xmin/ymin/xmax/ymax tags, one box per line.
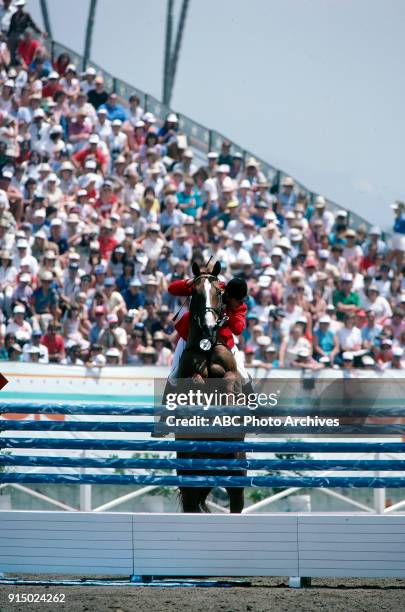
<box><xmin>27</xmin><ymin>0</ymin><xmax>405</xmax><ymax>230</ymax></box>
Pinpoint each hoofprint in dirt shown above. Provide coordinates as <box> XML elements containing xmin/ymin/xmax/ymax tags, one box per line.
<box><xmin>1</xmin><ymin>576</ymin><xmax>405</xmax><ymax>612</ymax></box>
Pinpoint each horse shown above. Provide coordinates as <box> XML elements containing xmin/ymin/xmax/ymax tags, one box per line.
<box><xmin>175</xmin><ymin>261</ymin><xmax>246</xmax><ymax>513</ymax></box>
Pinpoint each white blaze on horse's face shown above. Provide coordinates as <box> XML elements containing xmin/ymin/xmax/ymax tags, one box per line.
<box><xmin>204</xmin><ymin>278</ymin><xmax>217</xmax><ymax>331</ymax></box>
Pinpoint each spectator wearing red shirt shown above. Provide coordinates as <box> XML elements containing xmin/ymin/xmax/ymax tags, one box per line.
<box><xmin>72</xmin><ymin>133</ymin><xmax>108</xmax><ymax>173</ymax></box>
<box><xmin>41</xmin><ymin>323</ymin><xmax>65</xmax><ymax>363</ymax></box>
<box><xmin>16</xmin><ymin>29</ymin><xmax>40</xmax><ymax>67</ymax></box>
<box><xmin>99</xmin><ymin>221</ymin><xmax>118</xmax><ymax>259</ymax></box>
<box><xmin>94</xmin><ymin>180</ymin><xmax>118</xmax><ymax>218</ymax></box>
<box><xmin>42</xmin><ymin>70</ymin><xmax>61</xmax><ymax>98</ymax></box>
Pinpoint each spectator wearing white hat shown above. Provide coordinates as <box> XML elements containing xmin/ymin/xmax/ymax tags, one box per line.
<box><xmin>22</xmin><ymin>328</ymin><xmax>48</xmax><ymax>363</ymax></box>
<box><xmin>362</xmin><ymin>226</ymin><xmax>386</xmax><ymax>257</ymax></box>
<box><xmin>291</xmin><ymin>347</ymin><xmax>324</xmax><ymax>370</ymax></box>
<box><xmin>375</xmin><ymin>337</ymin><xmax>393</xmax><ymax>370</ymax></box>
<box><xmin>311</xmin><ymin>196</ymin><xmax>335</xmax><ymax>234</ymax></box>
<box><xmin>279</xmin><ymin>322</ymin><xmax>312</xmax><ymax>368</ymax></box>
<box><xmin>59</xmin><ymin>64</ymin><xmax>80</xmax><ymax>99</ymax></box>
<box><xmin>72</xmin><ymin>133</ymin><xmax>108</xmax><ymax>174</ymax></box>
<box><xmin>107</xmin><ymin>118</ymin><xmax>129</xmax><ymax>169</ymax></box>
<box><xmin>313</xmin><ymin>315</ymin><xmax>339</xmax><ymax>364</ymax></box>
<box><xmin>388</xmin><ymin>346</ymin><xmax>405</xmax><ymax>369</ymax></box>
<box><xmin>80</xmin><ymin>66</ymin><xmax>97</xmax><ymax>95</ymax></box>
<box><xmin>278</xmin><ymin>176</ymin><xmax>296</xmax><ymax>211</ymax></box>
<box><xmin>223</xmin><ymin>233</ymin><xmax>253</xmax><ymax>271</ymax></box>
<box><xmin>343</xmin><ymin>228</ymin><xmax>363</xmax><ymax>268</ymax></box>
<box><xmin>362</xmin><ymin>284</ymin><xmax>392</xmax><ymax>323</ymax></box>
<box><xmin>94</xmin><ymin>106</ymin><xmax>112</xmax><ymax>142</ymax></box>
<box><xmin>5</xmin><ymin>303</ymin><xmax>31</xmax><ymax>341</ymax></box>
<box><xmin>158</xmin><ymin>112</ymin><xmax>179</xmax><ymax>145</ymax></box>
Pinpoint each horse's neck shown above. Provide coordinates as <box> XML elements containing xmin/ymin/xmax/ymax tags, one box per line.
<box><xmin>186</xmin><ymin>312</ymin><xmax>203</xmax><ymax>348</ymax></box>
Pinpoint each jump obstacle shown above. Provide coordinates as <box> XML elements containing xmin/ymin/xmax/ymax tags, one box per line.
<box><xmin>1</xmin><ymin>401</ymin><xmax>405</xmax><ymax>587</ymax></box>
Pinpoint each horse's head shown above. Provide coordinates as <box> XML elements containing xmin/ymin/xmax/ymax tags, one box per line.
<box><xmin>190</xmin><ymin>261</ymin><xmax>224</xmax><ymax>344</ymax></box>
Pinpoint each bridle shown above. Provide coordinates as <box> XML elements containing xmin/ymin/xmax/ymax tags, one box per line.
<box><xmin>191</xmin><ymin>274</ymin><xmax>229</xmax><ymax>350</ymax></box>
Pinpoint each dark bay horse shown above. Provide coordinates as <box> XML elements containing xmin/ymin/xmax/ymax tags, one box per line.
<box><xmin>176</xmin><ymin>261</ymin><xmax>245</xmax><ymax>513</ymax></box>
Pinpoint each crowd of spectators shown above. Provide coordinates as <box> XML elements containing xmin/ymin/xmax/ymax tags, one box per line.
<box><xmin>0</xmin><ymin>1</ymin><xmax>404</xmax><ymax>370</ymax></box>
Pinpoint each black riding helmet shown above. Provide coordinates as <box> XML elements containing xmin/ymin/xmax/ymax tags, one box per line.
<box><xmin>225</xmin><ymin>277</ymin><xmax>248</xmax><ymax>300</ymax></box>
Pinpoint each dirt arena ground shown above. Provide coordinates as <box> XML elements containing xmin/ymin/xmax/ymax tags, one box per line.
<box><xmin>1</xmin><ymin>575</ymin><xmax>405</xmax><ymax>612</ymax></box>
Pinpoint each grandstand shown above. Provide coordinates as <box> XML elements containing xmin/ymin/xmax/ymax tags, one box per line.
<box><xmin>0</xmin><ymin>24</ymin><xmax>401</xmax><ymax>373</ymax></box>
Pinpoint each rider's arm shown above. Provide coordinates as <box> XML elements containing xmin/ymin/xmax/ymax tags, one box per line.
<box><xmin>226</xmin><ymin>303</ymin><xmax>247</xmax><ymax>336</ymax></box>
<box><xmin>168</xmin><ymin>279</ymin><xmax>193</xmax><ymax>297</ymax></box>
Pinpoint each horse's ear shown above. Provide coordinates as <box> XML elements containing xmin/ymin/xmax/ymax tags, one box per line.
<box><xmin>212</xmin><ymin>261</ymin><xmax>221</xmax><ymax>277</ymax></box>
<box><xmin>192</xmin><ymin>262</ymin><xmax>200</xmax><ymax>277</ymax></box>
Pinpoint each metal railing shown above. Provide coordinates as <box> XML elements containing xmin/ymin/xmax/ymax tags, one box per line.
<box><xmin>49</xmin><ymin>39</ymin><xmax>373</xmax><ymax>232</ymax></box>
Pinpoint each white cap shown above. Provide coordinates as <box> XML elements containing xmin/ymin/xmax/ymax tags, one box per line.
<box><xmin>369</xmin><ymin>226</ymin><xmax>381</xmax><ymax>235</ymax></box>
<box><xmin>342</xmin><ymin>351</ymin><xmax>354</xmax><ymax>361</ymax></box>
<box><xmin>85</xmin><ymin>66</ymin><xmax>96</xmax><ymax>76</ymax></box>
<box><xmin>143</xmin><ymin>112</ymin><xmax>156</xmax><ymax>123</ymax></box>
<box><xmin>282</xmin><ymin>176</ymin><xmax>294</xmax><ymax>187</ymax></box>
<box><xmin>381</xmin><ymin>338</ymin><xmax>392</xmax><ymax>346</ymax></box>
<box><xmin>89</xmin><ymin>134</ymin><xmax>100</xmax><ymax>144</ymax></box>
<box><xmin>218</xmin><ymin>164</ymin><xmax>230</xmax><ymax>174</ymax></box>
<box><xmin>106</xmin><ymin>347</ymin><xmax>120</xmax><ymax>357</ymax></box>
<box><xmin>258</xmin><ymin>275</ymin><xmax>271</xmax><ymax>288</ymax></box>
<box><xmin>13</xmin><ymin>305</ymin><xmax>25</xmax><ymax>314</ymax></box>
<box><xmin>393</xmin><ymin>347</ymin><xmax>404</xmax><ymax>357</ymax></box>
<box><xmin>319</xmin><ymin>249</ymin><xmax>329</xmax><ymax>259</ymax></box>
<box><xmin>239</xmin><ymin>179</ymin><xmax>251</xmax><ymax>189</ymax></box>
<box><xmin>112</xmin><ymin>119</ymin><xmax>122</xmax><ymax>126</ymax></box>
<box><xmin>167</xmin><ymin>113</ymin><xmax>178</xmax><ymax>122</ymax></box>
<box><xmin>233</xmin><ymin>233</ymin><xmax>245</xmax><ymax>242</ymax></box>
<box><xmin>16</xmin><ymin>238</ymin><xmax>28</xmax><ymax>248</ymax></box>
<box><xmin>337</xmin><ymin>209</ymin><xmax>348</xmax><ymax>217</ymax></box>
<box><xmin>252</xmin><ymin>235</ymin><xmax>264</xmax><ymax>245</ymax></box>
<box><xmin>33</xmin><ymin>109</ymin><xmax>45</xmax><ymax>119</ymax></box>
<box><xmin>341</xmin><ymin>273</ymin><xmax>353</xmax><ymax>282</ymax></box>
<box><xmin>319</xmin><ymin>315</ymin><xmax>331</xmax><ymax>324</ymax></box>
<box><xmin>315</xmin><ymin>195</ymin><xmax>326</xmax><ymax>207</ymax></box>
<box><xmin>257</xmin><ymin>335</ymin><xmax>271</xmax><ymax>347</ymax></box>
<box><xmin>207</xmin><ymin>151</ymin><xmax>219</xmax><ymax>159</ymax></box>
<box><xmin>92</xmin><ymin>354</ymin><xmax>106</xmax><ymax>366</ymax></box>
<box><xmin>50</xmin><ymin>218</ymin><xmax>62</xmax><ymax>227</ymax></box>
<box><xmin>292</xmin><ymin>232</ymin><xmax>304</xmax><ymax>242</ymax></box>
<box><xmin>362</xmin><ymin>355</ymin><xmax>375</xmax><ymax>366</ymax></box>
<box><xmin>278</xmin><ymin>237</ymin><xmax>291</xmax><ymax>249</ymax></box>
<box><xmin>271</xmin><ymin>247</ymin><xmax>283</xmax><ymax>257</ymax></box>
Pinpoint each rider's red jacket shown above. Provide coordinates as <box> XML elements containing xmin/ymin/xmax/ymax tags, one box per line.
<box><xmin>168</xmin><ymin>279</ymin><xmax>247</xmax><ymax>349</ymax></box>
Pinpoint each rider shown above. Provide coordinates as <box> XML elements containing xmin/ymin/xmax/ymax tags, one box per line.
<box><xmin>167</xmin><ymin>275</ymin><xmax>250</xmax><ymax>386</ymax></box>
